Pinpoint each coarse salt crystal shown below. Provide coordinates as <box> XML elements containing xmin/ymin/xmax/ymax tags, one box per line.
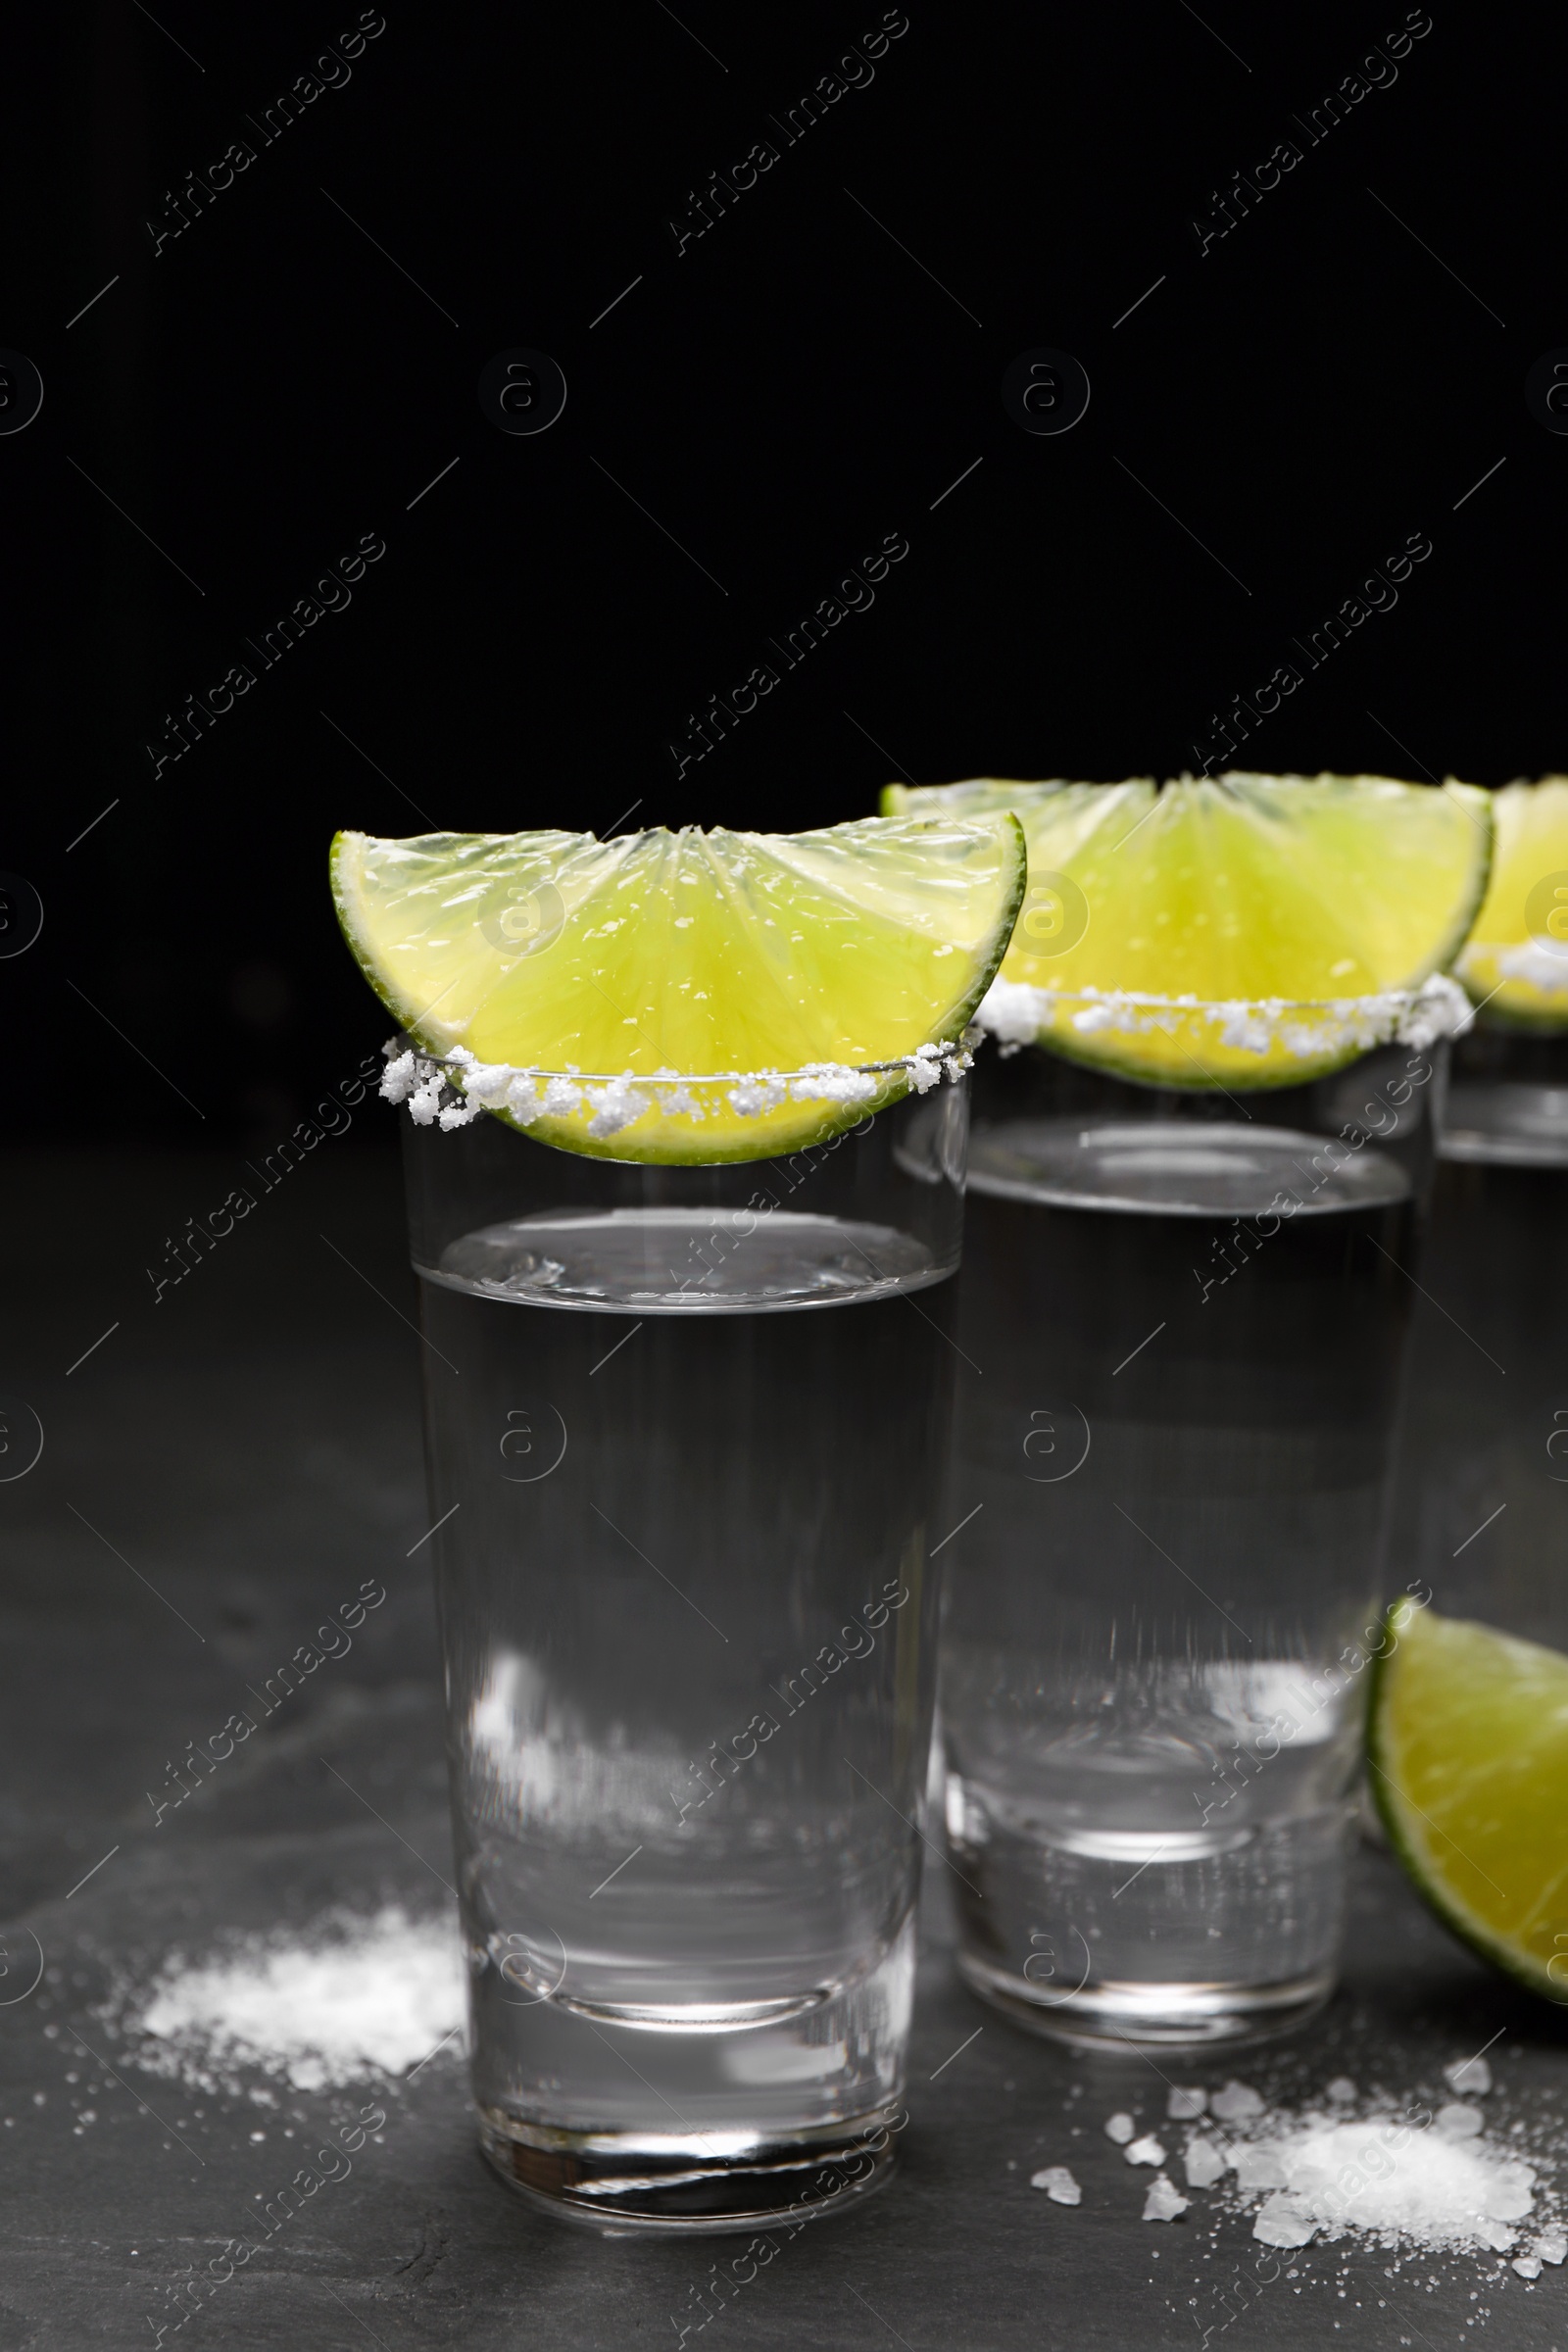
<box><xmin>1326</xmin><ymin>2077</ymin><xmax>1358</xmax><ymax>2105</ymax></box>
<box><xmin>1481</xmin><ymin>2161</ymin><xmax>1535</xmax><ymax>2222</ymax></box>
<box><xmin>1233</xmin><ymin>2146</ymin><xmax>1291</xmax><ymax>2190</ymax></box>
<box><xmin>1211</xmin><ymin>2081</ymin><xmax>1265</xmax><ymax>2122</ymax></box>
<box><xmin>585</xmin><ymin>1080</ymin><xmax>652</xmax><ymax>1139</ymax></box>
<box><xmin>1103</xmin><ymin>2112</ymin><xmax>1135</xmax><ymax>2144</ymax></box>
<box><xmin>459</xmin><ymin>1059</ymin><xmax>514</xmax><ymax>1106</ymax></box>
<box><xmin>789</xmin><ymin>1063</ymin><xmax>879</xmax><ymax>1105</ymax></box>
<box><xmin>976</xmin><ymin>977</ymin><xmax>1045</xmax><ymax>1048</ymax></box>
<box><xmin>1143</xmin><ymin>2175</ymin><xmax>1190</xmax><ymax>2223</ymax></box>
<box><xmin>1536</xmin><ymin>2230</ymin><xmax>1567</xmax><ymax>2265</ymax></box>
<box><xmin>379</xmin><ymin>1049</ymin><xmax>417</xmax><ymax>1103</ymax></box>
<box><xmin>1514</xmin><ymin>2255</ymin><xmax>1544</xmax><ymax>2279</ymax></box>
<box><xmin>1437</xmin><ymin>2103</ymin><xmax>1484</xmax><ymax>2139</ymax></box>
<box><xmin>727</xmin><ymin>1076</ymin><xmax>787</xmax><ymax>1118</ymax></box>
<box><xmin>1166</xmin><ymin>2086</ymin><xmax>1207</xmax><ymax>2120</ymax></box>
<box><xmin>1184</xmin><ymin>2137</ymin><xmax>1227</xmax><ymax>2189</ymax></box>
<box><xmin>1478</xmin><ymin>2220</ymin><xmax>1515</xmax><ymax>2252</ymax></box>
<box><xmin>1253</xmin><ymin>2193</ymin><xmax>1319</xmax><ymax>2249</ymax></box>
<box><xmin>1444</xmin><ymin>2056</ymin><xmax>1493</xmax><ymax>2097</ymax></box>
<box><xmin>655</xmin><ymin>1080</ymin><xmax>706</xmax><ymax>1120</ymax></box>
<box><xmin>1126</xmin><ymin>2134</ymin><xmax>1166</xmax><ymax>2167</ymax></box>
<box><xmin>1031</xmin><ymin>2166</ymin><xmax>1081</xmax><ymax>2205</ymax></box>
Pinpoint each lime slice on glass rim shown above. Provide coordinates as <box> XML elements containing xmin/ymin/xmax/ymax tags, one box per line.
<box><xmin>1370</xmin><ymin>1596</ymin><xmax>1568</xmax><ymax>2004</ymax></box>
<box><xmin>882</xmin><ymin>773</ymin><xmax>1492</xmax><ymax>1089</ymax></box>
<box><xmin>330</xmin><ymin>814</ymin><xmax>1025</xmax><ymax>1161</ymax></box>
<box><xmin>1453</xmin><ymin>777</ymin><xmax>1568</xmax><ymax>1029</ymax></box>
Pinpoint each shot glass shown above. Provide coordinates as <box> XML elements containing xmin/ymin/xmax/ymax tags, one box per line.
<box><xmin>1390</xmin><ymin>1021</ymin><xmax>1568</xmax><ymax>1648</ymax></box>
<box><xmin>396</xmin><ymin>1061</ymin><xmax>967</xmax><ymax>2229</ymax></box>
<box><xmin>939</xmin><ymin>1005</ymin><xmax>1450</xmax><ymax>2049</ymax></box>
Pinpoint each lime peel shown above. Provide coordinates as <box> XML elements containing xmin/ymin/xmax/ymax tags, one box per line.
<box><xmin>1370</xmin><ymin>1595</ymin><xmax>1568</xmax><ymax>2005</ymax></box>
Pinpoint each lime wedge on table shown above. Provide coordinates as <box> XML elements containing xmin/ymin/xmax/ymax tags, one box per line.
<box><xmin>1370</xmin><ymin>1598</ymin><xmax>1568</xmax><ymax>2003</ymax></box>
<box><xmin>1454</xmin><ymin>777</ymin><xmax>1568</xmax><ymax>1028</ymax></box>
<box><xmin>883</xmin><ymin>774</ymin><xmax>1492</xmax><ymax>1088</ymax></box>
<box><xmin>330</xmin><ymin>816</ymin><xmax>1025</xmax><ymax>1160</ymax></box>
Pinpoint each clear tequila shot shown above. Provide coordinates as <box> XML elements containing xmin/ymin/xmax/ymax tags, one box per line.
<box><xmin>1390</xmin><ymin>1025</ymin><xmax>1568</xmax><ymax>1647</ymax></box>
<box><xmin>331</xmin><ymin>807</ymin><xmax>1024</xmax><ymax>2230</ymax></box>
<box><xmin>875</xmin><ymin>769</ymin><xmax>1487</xmax><ymax>2047</ymax></box>
<box><xmin>1396</xmin><ymin>774</ymin><xmax>1568</xmax><ymax>1645</ymax></box>
<box><xmin>941</xmin><ymin>1034</ymin><xmax>1446</xmax><ymax>2047</ymax></box>
<box><xmin>403</xmin><ymin>1082</ymin><xmax>966</xmax><ymax>2226</ymax></box>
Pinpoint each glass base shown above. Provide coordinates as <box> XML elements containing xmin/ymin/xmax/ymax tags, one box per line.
<box><xmin>477</xmin><ymin>2105</ymin><xmax>902</xmax><ymax>2235</ymax></box>
<box><xmin>956</xmin><ymin>1950</ymin><xmax>1334</xmax><ymax>2053</ymax></box>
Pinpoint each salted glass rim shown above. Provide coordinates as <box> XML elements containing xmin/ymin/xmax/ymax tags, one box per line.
<box><xmin>381</xmin><ymin>1036</ymin><xmax>975</xmax><ymax>1084</ymax></box>
<box><xmin>977</xmin><ymin>974</ymin><xmax>1472</xmax><ymax>1018</ymax></box>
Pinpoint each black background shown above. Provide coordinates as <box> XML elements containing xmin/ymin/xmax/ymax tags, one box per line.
<box><xmin>3</xmin><ymin>0</ymin><xmax>1561</xmax><ymax>1140</ymax></box>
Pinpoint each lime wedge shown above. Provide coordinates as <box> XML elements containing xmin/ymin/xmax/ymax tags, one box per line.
<box><xmin>1454</xmin><ymin>778</ymin><xmax>1568</xmax><ymax>1028</ymax></box>
<box><xmin>1370</xmin><ymin>1597</ymin><xmax>1568</xmax><ymax>2002</ymax></box>
<box><xmin>885</xmin><ymin>774</ymin><xmax>1492</xmax><ymax>1088</ymax></box>
<box><xmin>330</xmin><ymin>815</ymin><xmax>1025</xmax><ymax>1160</ymax></box>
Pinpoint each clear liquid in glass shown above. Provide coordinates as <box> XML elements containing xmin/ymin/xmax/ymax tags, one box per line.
<box><xmin>417</xmin><ymin>1203</ymin><xmax>953</xmax><ymax>2222</ymax></box>
<box><xmin>942</xmin><ymin>1109</ymin><xmax>1418</xmax><ymax>2046</ymax></box>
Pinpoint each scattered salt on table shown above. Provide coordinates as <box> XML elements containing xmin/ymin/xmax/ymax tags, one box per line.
<box><xmin>1103</xmin><ymin>2112</ymin><xmax>1135</xmax><ymax>2144</ymax></box>
<box><xmin>1126</xmin><ymin>2134</ymin><xmax>1166</xmax><ymax>2167</ymax></box>
<box><xmin>1031</xmin><ymin>2166</ymin><xmax>1081</xmax><ymax>2205</ymax></box>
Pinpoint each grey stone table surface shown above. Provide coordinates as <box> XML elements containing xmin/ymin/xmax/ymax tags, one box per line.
<box><xmin>3</xmin><ymin>1142</ymin><xmax>1565</xmax><ymax>2351</ymax></box>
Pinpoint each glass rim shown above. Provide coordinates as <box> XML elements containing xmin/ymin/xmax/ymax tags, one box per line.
<box><xmin>383</xmin><ymin>1035</ymin><xmax>975</xmax><ymax>1086</ymax></box>
<box><xmin>978</xmin><ymin>973</ymin><xmax>1471</xmax><ymax>1019</ymax></box>
<box><xmin>415</xmin><ymin>1056</ymin><xmax>962</xmax><ymax>1084</ymax></box>
<box><xmin>379</xmin><ymin>1033</ymin><xmax>974</xmax><ymax>1137</ymax></box>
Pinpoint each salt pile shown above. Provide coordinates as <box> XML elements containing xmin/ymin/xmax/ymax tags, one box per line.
<box><xmin>120</xmin><ymin>1905</ymin><xmax>466</xmax><ymax>2092</ymax></box>
<box><xmin>1034</xmin><ymin>2060</ymin><xmax>1564</xmax><ymax>2286</ymax></box>
<box><xmin>1160</xmin><ymin>2066</ymin><xmax>1563</xmax><ymax>2265</ymax></box>
<box><xmin>1241</xmin><ymin>2117</ymin><xmax>1537</xmax><ymax>2253</ymax></box>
